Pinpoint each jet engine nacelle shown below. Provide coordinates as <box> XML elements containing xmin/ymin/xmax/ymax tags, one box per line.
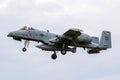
<box><xmin>87</xmin><ymin>48</ymin><xmax>100</xmax><ymax>54</ymax></box>
<box><xmin>77</xmin><ymin>34</ymin><xmax>92</xmax><ymax>43</ymax></box>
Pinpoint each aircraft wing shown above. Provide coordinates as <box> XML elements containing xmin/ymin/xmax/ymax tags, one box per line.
<box><xmin>63</xmin><ymin>28</ymin><xmax>82</xmax><ymax>38</ymax></box>
<box><xmin>49</xmin><ymin>28</ymin><xmax>82</xmax><ymax>45</ymax></box>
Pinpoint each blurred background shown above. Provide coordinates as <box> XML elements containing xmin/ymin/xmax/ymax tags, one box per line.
<box><xmin>0</xmin><ymin>0</ymin><xmax>120</xmax><ymax>80</ymax></box>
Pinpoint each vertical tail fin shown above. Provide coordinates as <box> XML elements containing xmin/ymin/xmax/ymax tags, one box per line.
<box><xmin>99</xmin><ymin>31</ymin><xmax>112</xmax><ymax>49</ymax></box>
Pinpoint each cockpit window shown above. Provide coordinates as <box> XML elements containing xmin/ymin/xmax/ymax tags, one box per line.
<box><xmin>28</xmin><ymin>27</ymin><xmax>35</xmax><ymax>30</ymax></box>
<box><xmin>20</xmin><ymin>26</ymin><xmax>27</xmax><ymax>30</ymax></box>
<box><xmin>20</xmin><ymin>26</ymin><xmax>35</xmax><ymax>30</ymax></box>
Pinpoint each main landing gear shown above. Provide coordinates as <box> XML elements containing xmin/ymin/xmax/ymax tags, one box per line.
<box><xmin>61</xmin><ymin>49</ymin><xmax>67</xmax><ymax>55</ymax></box>
<box><xmin>51</xmin><ymin>50</ymin><xmax>67</xmax><ymax>60</ymax></box>
<box><xmin>61</xmin><ymin>44</ymin><xmax>67</xmax><ymax>55</ymax></box>
<box><xmin>51</xmin><ymin>51</ymin><xmax>57</xmax><ymax>60</ymax></box>
<box><xmin>51</xmin><ymin>44</ymin><xmax>67</xmax><ymax>60</ymax></box>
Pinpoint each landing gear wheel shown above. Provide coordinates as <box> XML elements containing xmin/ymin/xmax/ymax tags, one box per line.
<box><xmin>61</xmin><ymin>49</ymin><xmax>67</xmax><ymax>55</ymax></box>
<box><xmin>22</xmin><ymin>47</ymin><xmax>27</xmax><ymax>52</ymax></box>
<box><xmin>51</xmin><ymin>53</ymin><xmax>57</xmax><ymax>60</ymax></box>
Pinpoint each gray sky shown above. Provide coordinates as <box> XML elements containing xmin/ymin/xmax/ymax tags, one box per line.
<box><xmin>0</xmin><ymin>0</ymin><xmax>120</xmax><ymax>80</ymax></box>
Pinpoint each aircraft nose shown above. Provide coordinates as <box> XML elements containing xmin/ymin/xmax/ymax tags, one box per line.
<box><xmin>7</xmin><ymin>32</ymin><xmax>14</xmax><ymax>37</ymax></box>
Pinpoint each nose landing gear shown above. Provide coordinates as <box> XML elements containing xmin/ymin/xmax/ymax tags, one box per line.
<box><xmin>22</xmin><ymin>47</ymin><xmax>27</xmax><ymax>52</ymax></box>
<box><xmin>22</xmin><ymin>40</ymin><xmax>30</xmax><ymax>52</ymax></box>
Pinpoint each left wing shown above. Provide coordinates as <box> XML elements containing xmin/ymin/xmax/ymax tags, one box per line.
<box><xmin>63</xmin><ymin>28</ymin><xmax>82</xmax><ymax>38</ymax></box>
<box><xmin>49</xmin><ymin>28</ymin><xmax>82</xmax><ymax>45</ymax></box>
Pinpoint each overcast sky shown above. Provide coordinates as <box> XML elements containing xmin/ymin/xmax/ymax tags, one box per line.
<box><xmin>0</xmin><ymin>0</ymin><xmax>120</xmax><ymax>80</ymax></box>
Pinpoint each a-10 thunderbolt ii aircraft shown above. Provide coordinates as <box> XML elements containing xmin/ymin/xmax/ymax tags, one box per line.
<box><xmin>8</xmin><ymin>26</ymin><xmax>112</xmax><ymax>60</ymax></box>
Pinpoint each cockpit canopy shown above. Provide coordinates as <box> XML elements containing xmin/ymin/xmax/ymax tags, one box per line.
<box><xmin>20</xmin><ymin>26</ymin><xmax>35</xmax><ymax>30</ymax></box>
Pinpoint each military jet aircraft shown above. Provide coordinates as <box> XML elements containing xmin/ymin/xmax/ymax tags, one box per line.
<box><xmin>7</xmin><ymin>26</ymin><xmax>112</xmax><ymax>60</ymax></box>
